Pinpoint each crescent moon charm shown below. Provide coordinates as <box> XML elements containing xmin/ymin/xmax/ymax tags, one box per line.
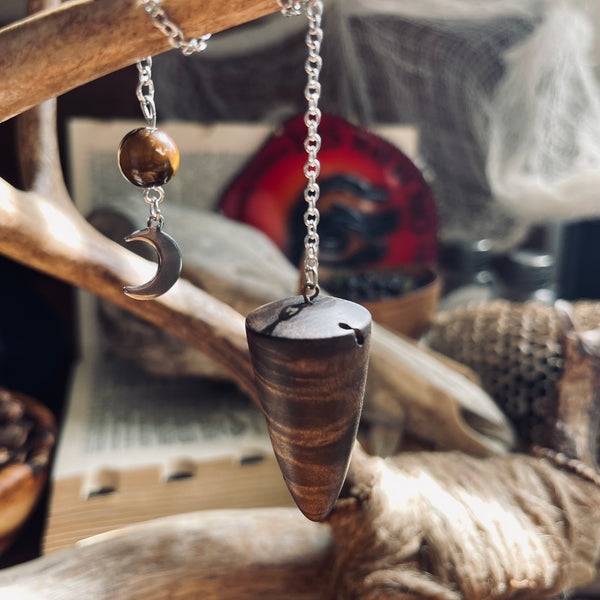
<box><xmin>123</xmin><ymin>222</ymin><xmax>182</xmax><ymax>300</ymax></box>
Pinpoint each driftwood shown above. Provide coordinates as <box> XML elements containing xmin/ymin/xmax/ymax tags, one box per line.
<box><xmin>90</xmin><ymin>206</ymin><xmax>513</xmax><ymax>456</ymax></box>
<box><xmin>3</xmin><ymin>323</ymin><xmax>600</xmax><ymax>600</ymax></box>
<box><xmin>1</xmin><ymin>124</ymin><xmax>515</xmax><ymax>454</ymax></box>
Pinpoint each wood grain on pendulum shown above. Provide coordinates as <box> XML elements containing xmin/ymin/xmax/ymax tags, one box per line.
<box><xmin>246</xmin><ymin>295</ymin><xmax>371</xmax><ymax>521</ymax></box>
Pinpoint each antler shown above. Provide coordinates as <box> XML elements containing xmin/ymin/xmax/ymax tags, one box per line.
<box><xmin>0</xmin><ymin>0</ymin><xmax>278</xmax><ymax>123</ymax></box>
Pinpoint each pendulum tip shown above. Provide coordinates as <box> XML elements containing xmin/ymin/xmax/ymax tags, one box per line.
<box><xmin>281</xmin><ymin>466</ymin><xmax>350</xmax><ymax>522</ymax></box>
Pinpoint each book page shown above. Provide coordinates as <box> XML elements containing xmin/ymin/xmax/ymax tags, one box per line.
<box><xmin>53</xmin><ymin>356</ymin><xmax>272</xmax><ymax>482</ymax></box>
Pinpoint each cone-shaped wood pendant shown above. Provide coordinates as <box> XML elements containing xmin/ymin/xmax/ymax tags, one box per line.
<box><xmin>246</xmin><ymin>295</ymin><xmax>371</xmax><ymax>521</ymax></box>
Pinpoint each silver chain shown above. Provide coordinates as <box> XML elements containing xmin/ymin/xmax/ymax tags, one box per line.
<box><xmin>140</xmin><ymin>0</ymin><xmax>212</xmax><ymax>56</ymax></box>
<box><xmin>135</xmin><ymin>57</ymin><xmax>165</xmax><ymax>226</ymax></box>
<box><xmin>279</xmin><ymin>0</ymin><xmax>324</xmax><ymax>302</ymax></box>
<box><xmin>144</xmin><ymin>186</ymin><xmax>165</xmax><ymax>226</ymax></box>
<box><xmin>135</xmin><ymin>0</ymin><xmax>211</xmax><ymax>230</ymax></box>
<box><xmin>277</xmin><ymin>0</ymin><xmax>306</xmax><ymax>16</ymax></box>
<box><xmin>136</xmin><ymin>57</ymin><xmax>156</xmax><ymax>129</ymax></box>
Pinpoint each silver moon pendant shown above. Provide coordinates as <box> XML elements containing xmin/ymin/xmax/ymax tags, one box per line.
<box><xmin>123</xmin><ymin>222</ymin><xmax>182</xmax><ymax>300</ymax></box>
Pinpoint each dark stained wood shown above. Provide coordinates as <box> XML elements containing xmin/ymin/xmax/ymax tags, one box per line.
<box><xmin>246</xmin><ymin>295</ymin><xmax>372</xmax><ymax>521</ymax></box>
<box><xmin>118</xmin><ymin>127</ymin><xmax>180</xmax><ymax>188</ymax></box>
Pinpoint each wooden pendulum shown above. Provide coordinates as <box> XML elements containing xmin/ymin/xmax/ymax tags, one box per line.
<box><xmin>246</xmin><ymin>295</ymin><xmax>371</xmax><ymax>521</ymax></box>
<box><xmin>246</xmin><ymin>0</ymin><xmax>372</xmax><ymax>521</ymax></box>
<box><xmin>117</xmin><ymin>57</ymin><xmax>182</xmax><ymax>300</ymax></box>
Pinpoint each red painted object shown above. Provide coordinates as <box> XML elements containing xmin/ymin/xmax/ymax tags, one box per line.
<box><xmin>220</xmin><ymin>113</ymin><xmax>438</xmax><ymax>271</ymax></box>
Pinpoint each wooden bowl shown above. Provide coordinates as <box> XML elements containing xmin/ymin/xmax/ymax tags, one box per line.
<box><xmin>0</xmin><ymin>388</ymin><xmax>56</xmax><ymax>555</ymax></box>
<box><xmin>359</xmin><ymin>269</ymin><xmax>441</xmax><ymax>339</ymax></box>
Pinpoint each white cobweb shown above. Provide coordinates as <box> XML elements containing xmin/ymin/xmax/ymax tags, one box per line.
<box><xmin>153</xmin><ymin>0</ymin><xmax>600</xmax><ymax>250</ymax></box>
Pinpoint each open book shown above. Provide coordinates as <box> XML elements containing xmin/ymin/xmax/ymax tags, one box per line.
<box><xmin>43</xmin><ymin>355</ymin><xmax>293</xmax><ymax>554</ymax></box>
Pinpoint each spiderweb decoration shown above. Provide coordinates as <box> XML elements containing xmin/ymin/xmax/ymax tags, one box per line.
<box><xmin>153</xmin><ymin>0</ymin><xmax>600</xmax><ymax>250</ymax></box>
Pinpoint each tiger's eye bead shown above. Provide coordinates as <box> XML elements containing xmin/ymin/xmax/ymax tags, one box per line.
<box><xmin>118</xmin><ymin>127</ymin><xmax>180</xmax><ymax>187</ymax></box>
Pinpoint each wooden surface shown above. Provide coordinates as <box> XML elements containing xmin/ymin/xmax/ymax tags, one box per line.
<box><xmin>366</xmin><ymin>323</ymin><xmax>514</xmax><ymax>456</ymax></box>
<box><xmin>0</xmin><ymin>508</ymin><xmax>334</xmax><ymax>599</ymax></box>
<box><xmin>0</xmin><ymin>178</ymin><xmax>257</xmax><ymax>398</ymax></box>
<box><xmin>246</xmin><ymin>296</ymin><xmax>371</xmax><ymax>520</ymax></box>
<box><xmin>552</xmin><ymin>301</ymin><xmax>600</xmax><ymax>467</ymax></box>
<box><xmin>3</xmin><ymin>452</ymin><xmax>600</xmax><ymax>600</ymax></box>
<box><xmin>44</xmin><ymin>455</ymin><xmax>294</xmax><ymax>554</ymax></box>
<box><xmin>0</xmin><ymin>0</ymin><xmax>278</xmax><ymax>123</ymax></box>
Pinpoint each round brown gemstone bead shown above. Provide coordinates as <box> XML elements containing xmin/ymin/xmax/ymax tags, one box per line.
<box><xmin>118</xmin><ymin>127</ymin><xmax>180</xmax><ymax>187</ymax></box>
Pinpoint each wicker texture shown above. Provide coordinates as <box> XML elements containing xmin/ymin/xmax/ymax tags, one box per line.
<box><xmin>426</xmin><ymin>300</ymin><xmax>600</xmax><ymax>448</ymax></box>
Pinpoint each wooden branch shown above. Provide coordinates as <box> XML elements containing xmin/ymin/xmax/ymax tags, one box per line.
<box><xmin>0</xmin><ymin>0</ymin><xmax>278</xmax><ymax>123</ymax></box>
<box><xmin>0</xmin><ymin>508</ymin><xmax>334</xmax><ymax>599</ymax></box>
<box><xmin>366</xmin><ymin>323</ymin><xmax>513</xmax><ymax>456</ymax></box>
<box><xmin>1</xmin><ymin>449</ymin><xmax>598</xmax><ymax>600</ymax></box>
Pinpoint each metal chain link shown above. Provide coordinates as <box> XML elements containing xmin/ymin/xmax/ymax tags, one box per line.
<box><xmin>136</xmin><ymin>57</ymin><xmax>156</xmax><ymax>128</ymax></box>
<box><xmin>279</xmin><ymin>0</ymin><xmax>324</xmax><ymax>302</ymax></box>
<box><xmin>135</xmin><ymin>57</ymin><xmax>165</xmax><ymax>227</ymax></box>
<box><xmin>137</xmin><ymin>0</ymin><xmax>212</xmax><ymax>228</ymax></box>
<box><xmin>140</xmin><ymin>0</ymin><xmax>212</xmax><ymax>56</ymax></box>
<box><xmin>277</xmin><ymin>0</ymin><xmax>305</xmax><ymax>16</ymax></box>
<box><xmin>144</xmin><ymin>186</ymin><xmax>165</xmax><ymax>226</ymax></box>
